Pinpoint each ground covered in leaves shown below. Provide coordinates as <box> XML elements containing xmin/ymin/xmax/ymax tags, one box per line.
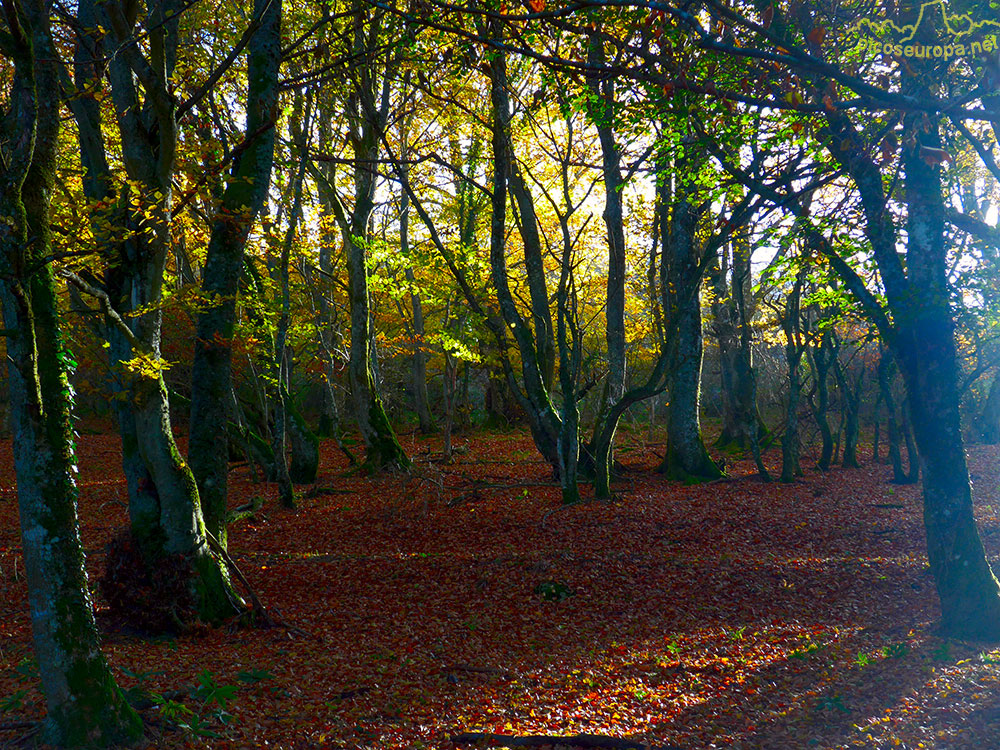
<box><xmin>4</xmin><ymin>428</ymin><xmax>1000</xmax><ymax>749</ymax></box>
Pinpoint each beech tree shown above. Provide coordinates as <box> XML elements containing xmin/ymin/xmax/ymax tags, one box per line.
<box><xmin>637</xmin><ymin>0</ymin><xmax>1000</xmax><ymax>637</ymax></box>
<box><xmin>62</xmin><ymin>0</ymin><xmax>244</xmax><ymax>623</ymax></box>
<box><xmin>0</xmin><ymin>0</ymin><xmax>140</xmax><ymax>741</ymax></box>
<box><xmin>189</xmin><ymin>0</ymin><xmax>284</xmax><ymax>545</ymax></box>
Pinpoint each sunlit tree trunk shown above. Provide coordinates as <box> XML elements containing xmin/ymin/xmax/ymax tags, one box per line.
<box><xmin>342</xmin><ymin>2</ymin><xmax>408</xmax><ymax>470</ymax></box>
<box><xmin>820</xmin><ymin>80</ymin><xmax>1000</xmax><ymax>635</ymax></box>
<box><xmin>398</xmin><ymin>107</ymin><xmax>436</xmax><ymax>434</ymax></box>
<box><xmin>585</xmin><ymin>32</ymin><xmax>627</xmax><ymax>497</ymax></box>
<box><xmin>486</xmin><ymin>33</ymin><xmax>562</xmax><ymax>474</ymax></box>
<box><xmin>96</xmin><ymin>0</ymin><xmax>239</xmax><ymax>621</ymax></box>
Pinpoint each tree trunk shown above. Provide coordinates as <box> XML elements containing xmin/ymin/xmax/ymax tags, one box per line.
<box><xmin>878</xmin><ymin>348</ymin><xmax>908</xmax><ymax>483</ymax></box>
<box><xmin>712</xmin><ymin>229</ymin><xmax>766</xmax><ymax>454</ymax></box>
<box><xmin>0</xmin><ymin>3</ymin><xmax>141</xmax><ymax>737</ymax></box>
<box><xmin>347</xmin><ymin>231</ymin><xmax>409</xmax><ymax>468</ymax></box>
<box><xmin>977</xmin><ymin>370</ymin><xmax>1000</xmax><ymax>444</ymax></box>
<box><xmin>893</xmin><ymin>112</ymin><xmax>1000</xmax><ymax>638</ymax></box>
<box><xmin>1</xmin><ymin>271</ymin><xmax>142</xmax><ymax>748</ymax></box>
<box><xmin>658</xmin><ymin>147</ymin><xmax>721</xmax><ymax>482</ymax></box>
<box><xmin>509</xmin><ymin>165</ymin><xmax>556</xmax><ymax>391</ymax></box>
<box><xmin>486</xmin><ymin>34</ymin><xmax>562</xmax><ymax>476</ymax></box>
<box><xmin>342</xmin><ymin>13</ymin><xmax>408</xmax><ymax>470</ymax></box>
<box><xmin>810</xmin><ymin>329</ymin><xmax>836</xmax><ymax>470</ymax></box>
<box><xmin>73</xmin><ymin>0</ymin><xmax>242</xmax><ymax>623</ymax></box>
<box><xmin>585</xmin><ymin>32</ymin><xmax>627</xmax><ymax>496</ymax></box>
<box><xmin>309</xmin><ymin>121</ymin><xmax>355</xmax><ymax>463</ymax></box>
<box><xmin>286</xmin><ymin>390</ymin><xmax>319</xmax><ymax>483</ymax></box>
<box><xmin>401</xmin><ymin>185</ymin><xmax>435</xmax><ymax>433</ymax></box>
<box><xmin>189</xmin><ymin>0</ymin><xmax>282</xmax><ymax>545</ymax></box>
<box><xmin>834</xmin><ymin>357</ymin><xmax>862</xmax><ymax>469</ymax></box>
<box><xmin>898</xmin><ymin>317</ymin><xmax>1000</xmax><ymax>637</ymax></box>
<box><xmin>780</xmin><ymin>274</ymin><xmax>805</xmax><ymax>483</ymax></box>
<box><xmin>660</xmin><ymin>294</ymin><xmax>721</xmax><ymax>481</ymax></box>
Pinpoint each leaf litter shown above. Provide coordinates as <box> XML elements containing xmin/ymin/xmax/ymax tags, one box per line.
<box><xmin>2</xmin><ymin>429</ymin><xmax>1000</xmax><ymax>748</ymax></box>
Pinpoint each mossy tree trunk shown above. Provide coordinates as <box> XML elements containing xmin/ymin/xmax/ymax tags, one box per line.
<box><xmin>658</xmin><ymin>144</ymin><xmax>722</xmax><ymax>482</ymax></box>
<box><xmin>189</xmin><ymin>0</ymin><xmax>282</xmax><ymax>546</ymax></box>
<box><xmin>89</xmin><ymin>0</ymin><xmax>241</xmax><ymax>622</ymax></box>
<box><xmin>892</xmin><ymin>109</ymin><xmax>1000</xmax><ymax>638</ymax></box>
<box><xmin>337</xmin><ymin>2</ymin><xmax>408</xmax><ymax>470</ymax></box>
<box><xmin>814</xmin><ymin>65</ymin><xmax>1000</xmax><ymax>635</ymax></box>
<box><xmin>0</xmin><ymin>1</ymin><xmax>141</xmax><ymax>740</ymax></box>
<box><xmin>286</xmin><ymin>388</ymin><xmax>319</xmax><ymax>483</ymax></box>
<box><xmin>485</xmin><ymin>33</ymin><xmax>562</xmax><ymax>475</ymax></box>
<box><xmin>779</xmin><ymin>271</ymin><xmax>805</xmax><ymax>483</ymax></box>
<box><xmin>66</xmin><ymin>0</ymin><xmax>164</xmax><ymax>556</ymax></box>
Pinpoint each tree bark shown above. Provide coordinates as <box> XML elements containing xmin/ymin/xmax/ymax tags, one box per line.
<box><xmin>834</xmin><ymin>357</ymin><xmax>863</xmax><ymax>469</ymax></box>
<box><xmin>779</xmin><ymin>273</ymin><xmax>805</xmax><ymax>483</ymax></box>
<box><xmin>878</xmin><ymin>347</ymin><xmax>908</xmax><ymax>483</ymax></box>
<box><xmin>892</xmin><ymin>117</ymin><xmax>1000</xmax><ymax>638</ymax></box>
<box><xmin>809</xmin><ymin>329</ymin><xmax>836</xmax><ymax>470</ymax></box>
<box><xmin>189</xmin><ymin>0</ymin><xmax>282</xmax><ymax>545</ymax></box>
<box><xmin>977</xmin><ymin>369</ymin><xmax>1000</xmax><ymax>444</ymax></box>
<box><xmin>96</xmin><ymin>0</ymin><xmax>241</xmax><ymax>622</ymax></box>
<box><xmin>585</xmin><ymin>32</ymin><xmax>627</xmax><ymax>496</ymax></box>
<box><xmin>486</xmin><ymin>33</ymin><xmax>562</xmax><ymax>475</ymax></box>
<box><xmin>398</xmin><ymin>112</ymin><xmax>436</xmax><ymax>433</ymax></box>
<box><xmin>342</xmin><ymin>2</ymin><xmax>408</xmax><ymax>470</ymax></box>
<box><xmin>819</xmin><ymin>87</ymin><xmax>1000</xmax><ymax>636</ymax></box>
<box><xmin>658</xmin><ymin>147</ymin><xmax>722</xmax><ymax>482</ymax></box>
<box><xmin>0</xmin><ymin>2</ymin><xmax>141</xmax><ymax>739</ymax></box>
<box><xmin>188</xmin><ymin>0</ymin><xmax>281</xmax><ymax>547</ymax></box>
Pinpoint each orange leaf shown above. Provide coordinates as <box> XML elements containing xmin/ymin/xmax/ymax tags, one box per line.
<box><xmin>807</xmin><ymin>26</ymin><xmax>827</xmax><ymax>46</ymax></box>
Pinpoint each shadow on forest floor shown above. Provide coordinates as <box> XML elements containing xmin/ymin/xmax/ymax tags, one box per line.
<box><xmin>2</xmin><ymin>430</ymin><xmax>1000</xmax><ymax>749</ymax></box>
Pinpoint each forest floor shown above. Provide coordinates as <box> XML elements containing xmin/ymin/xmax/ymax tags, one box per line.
<box><xmin>3</xmin><ymin>427</ymin><xmax>1000</xmax><ymax>749</ymax></box>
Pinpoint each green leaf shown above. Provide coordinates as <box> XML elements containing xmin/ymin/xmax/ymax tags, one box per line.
<box><xmin>237</xmin><ymin>668</ymin><xmax>275</xmax><ymax>684</ymax></box>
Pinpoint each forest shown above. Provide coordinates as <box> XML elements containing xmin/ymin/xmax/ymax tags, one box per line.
<box><xmin>2</xmin><ymin>0</ymin><xmax>1000</xmax><ymax>746</ymax></box>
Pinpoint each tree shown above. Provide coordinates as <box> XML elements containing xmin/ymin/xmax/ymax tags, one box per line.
<box><xmin>657</xmin><ymin>141</ymin><xmax>724</xmax><ymax>481</ymax></box>
<box><xmin>711</xmin><ymin>219</ymin><xmax>768</xmax><ymax>463</ymax></box>
<box><xmin>0</xmin><ymin>0</ymin><xmax>140</xmax><ymax>741</ymax></box>
<box><xmin>189</xmin><ymin>0</ymin><xmax>284</xmax><ymax>545</ymax></box>
<box><xmin>65</xmin><ymin>0</ymin><xmax>241</xmax><ymax>622</ymax></box>
<box><xmin>653</xmin><ymin>0</ymin><xmax>1000</xmax><ymax>637</ymax></box>
<box><xmin>331</xmin><ymin>0</ymin><xmax>409</xmax><ymax>470</ymax></box>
